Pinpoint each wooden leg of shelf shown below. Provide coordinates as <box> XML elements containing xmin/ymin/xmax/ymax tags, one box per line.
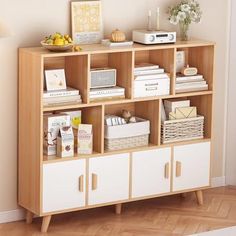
<box><xmin>41</xmin><ymin>215</ymin><xmax>52</xmax><ymax>233</ymax></box>
<box><xmin>115</xmin><ymin>203</ymin><xmax>122</xmax><ymax>215</ymax></box>
<box><xmin>181</xmin><ymin>193</ymin><xmax>187</xmax><ymax>198</ymax></box>
<box><xmin>195</xmin><ymin>190</ymin><xmax>204</xmax><ymax>205</ymax></box>
<box><xmin>26</xmin><ymin>210</ymin><xmax>34</xmax><ymax>224</ymax></box>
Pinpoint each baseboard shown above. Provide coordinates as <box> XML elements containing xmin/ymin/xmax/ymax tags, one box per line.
<box><xmin>211</xmin><ymin>176</ymin><xmax>226</xmax><ymax>187</ymax></box>
<box><xmin>0</xmin><ymin>209</ymin><xmax>25</xmax><ymax>224</ymax></box>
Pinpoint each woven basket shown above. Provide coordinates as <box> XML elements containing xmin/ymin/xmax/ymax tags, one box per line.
<box><xmin>161</xmin><ymin>116</ymin><xmax>204</xmax><ymax>144</ymax></box>
<box><xmin>105</xmin><ymin>134</ymin><xmax>149</xmax><ymax>151</ymax></box>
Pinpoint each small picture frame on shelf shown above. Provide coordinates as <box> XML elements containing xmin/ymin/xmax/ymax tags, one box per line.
<box><xmin>45</xmin><ymin>69</ymin><xmax>67</xmax><ymax>91</ymax></box>
<box><xmin>71</xmin><ymin>0</ymin><xmax>103</xmax><ymax>44</ymax></box>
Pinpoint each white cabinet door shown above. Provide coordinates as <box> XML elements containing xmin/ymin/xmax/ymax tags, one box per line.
<box><xmin>132</xmin><ymin>148</ymin><xmax>171</xmax><ymax>198</ymax></box>
<box><xmin>173</xmin><ymin>142</ymin><xmax>211</xmax><ymax>192</ymax></box>
<box><xmin>88</xmin><ymin>154</ymin><xmax>129</xmax><ymax>205</ymax></box>
<box><xmin>43</xmin><ymin>159</ymin><xmax>86</xmax><ymax>213</ymax></box>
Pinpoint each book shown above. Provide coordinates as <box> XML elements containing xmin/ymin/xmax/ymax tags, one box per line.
<box><xmin>102</xmin><ymin>40</ymin><xmax>134</xmax><ymax>47</ymax></box>
<box><xmin>43</xmin><ymin>87</ymin><xmax>80</xmax><ymax>98</ymax></box>
<box><xmin>134</xmin><ymin>68</ymin><xmax>165</xmax><ymax>76</ymax></box>
<box><xmin>90</xmin><ymin>86</ymin><xmax>125</xmax><ymax>98</ymax></box>
<box><xmin>135</xmin><ymin>73</ymin><xmax>169</xmax><ymax>81</ymax></box>
<box><xmin>176</xmin><ymin>84</ymin><xmax>208</xmax><ymax>93</ymax></box>
<box><xmin>176</xmin><ymin>74</ymin><xmax>204</xmax><ymax>82</ymax></box>
<box><xmin>175</xmin><ymin>81</ymin><xmax>207</xmax><ymax>88</ymax></box>
<box><xmin>43</xmin><ymin>95</ymin><xmax>82</xmax><ymax>105</ymax></box>
<box><xmin>134</xmin><ymin>63</ymin><xmax>160</xmax><ymax>71</ymax></box>
<box><xmin>176</xmin><ymin>78</ymin><xmax>204</xmax><ymax>84</ymax></box>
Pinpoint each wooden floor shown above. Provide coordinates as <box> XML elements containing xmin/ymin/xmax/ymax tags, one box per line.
<box><xmin>1</xmin><ymin>187</ymin><xmax>236</xmax><ymax>236</ymax></box>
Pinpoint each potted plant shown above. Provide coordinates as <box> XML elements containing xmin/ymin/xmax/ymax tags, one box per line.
<box><xmin>168</xmin><ymin>0</ymin><xmax>202</xmax><ymax>41</ymax></box>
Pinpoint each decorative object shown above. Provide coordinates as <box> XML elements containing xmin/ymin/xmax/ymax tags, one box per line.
<box><xmin>78</xmin><ymin>124</ymin><xmax>93</xmax><ymax>155</ymax></box>
<box><xmin>45</xmin><ymin>69</ymin><xmax>67</xmax><ymax>91</ymax></box>
<box><xmin>111</xmin><ymin>29</ymin><xmax>126</xmax><ymax>42</ymax></box>
<box><xmin>168</xmin><ymin>0</ymin><xmax>202</xmax><ymax>41</ymax></box>
<box><xmin>57</xmin><ymin>126</ymin><xmax>74</xmax><ymax>158</ymax></box>
<box><xmin>41</xmin><ymin>33</ymin><xmax>73</xmax><ymax>52</ymax></box>
<box><xmin>176</xmin><ymin>51</ymin><xmax>185</xmax><ymax>73</ymax></box>
<box><xmin>71</xmin><ymin>1</ymin><xmax>103</xmax><ymax>44</ymax></box>
<box><xmin>156</xmin><ymin>7</ymin><xmax>160</xmax><ymax>31</ymax></box>
<box><xmin>169</xmin><ymin>106</ymin><xmax>197</xmax><ymax>120</ymax></box>
<box><xmin>43</xmin><ymin>114</ymin><xmax>71</xmax><ymax>155</ymax></box>
<box><xmin>122</xmin><ymin>110</ymin><xmax>132</xmax><ymax>123</ymax></box>
<box><xmin>181</xmin><ymin>65</ymin><xmax>198</xmax><ymax>76</ymax></box>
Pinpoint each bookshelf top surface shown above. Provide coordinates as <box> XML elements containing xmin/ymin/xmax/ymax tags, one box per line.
<box><xmin>19</xmin><ymin>39</ymin><xmax>215</xmax><ymax>57</ymax></box>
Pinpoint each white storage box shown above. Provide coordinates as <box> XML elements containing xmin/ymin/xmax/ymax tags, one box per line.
<box><xmin>105</xmin><ymin>118</ymin><xmax>150</xmax><ymax>151</ymax></box>
<box><xmin>134</xmin><ymin>77</ymin><xmax>170</xmax><ymax>98</ymax></box>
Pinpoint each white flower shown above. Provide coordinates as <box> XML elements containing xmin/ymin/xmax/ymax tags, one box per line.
<box><xmin>181</xmin><ymin>4</ymin><xmax>191</xmax><ymax>12</ymax></box>
<box><xmin>170</xmin><ymin>15</ymin><xmax>179</xmax><ymax>25</ymax></box>
<box><xmin>177</xmin><ymin>11</ymin><xmax>187</xmax><ymax>21</ymax></box>
<box><xmin>190</xmin><ymin>11</ymin><xmax>197</xmax><ymax>21</ymax></box>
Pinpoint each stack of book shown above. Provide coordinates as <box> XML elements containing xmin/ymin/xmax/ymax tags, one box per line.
<box><xmin>43</xmin><ymin>87</ymin><xmax>82</xmax><ymax>106</ymax></box>
<box><xmin>175</xmin><ymin>74</ymin><xmax>208</xmax><ymax>93</ymax></box>
<box><xmin>134</xmin><ymin>63</ymin><xmax>170</xmax><ymax>98</ymax></box>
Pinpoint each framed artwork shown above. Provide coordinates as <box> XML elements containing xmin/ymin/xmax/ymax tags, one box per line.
<box><xmin>71</xmin><ymin>1</ymin><xmax>103</xmax><ymax>44</ymax></box>
<box><xmin>45</xmin><ymin>69</ymin><xmax>67</xmax><ymax>91</ymax></box>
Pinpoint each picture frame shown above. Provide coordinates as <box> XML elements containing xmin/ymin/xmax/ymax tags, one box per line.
<box><xmin>71</xmin><ymin>0</ymin><xmax>103</xmax><ymax>44</ymax></box>
<box><xmin>45</xmin><ymin>69</ymin><xmax>67</xmax><ymax>91</ymax></box>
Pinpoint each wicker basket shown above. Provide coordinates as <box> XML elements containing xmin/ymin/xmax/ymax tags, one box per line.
<box><xmin>104</xmin><ymin>117</ymin><xmax>150</xmax><ymax>151</ymax></box>
<box><xmin>161</xmin><ymin>116</ymin><xmax>204</xmax><ymax>144</ymax></box>
<box><xmin>105</xmin><ymin>134</ymin><xmax>149</xmax><ymax>151</ymax></box>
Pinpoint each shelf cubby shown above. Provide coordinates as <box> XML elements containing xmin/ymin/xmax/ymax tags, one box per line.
<box><xmin>176</xmin><ymin>45</ymin><xmax>214</xmax><ymax>91</ymax></box>
<box><xmin>90</xmin><ymin>52</ymin><xmax>133</xmax><ymax>100</ymax></box>
<box><xmin>44</xmin><ymin>55</ymin><xmax>89</xmax><ymax>103</ymax></box>
<box><xmin>134</xmin><ymin>48</ymin><xmax>175</xmax><ymax>95</ymax></box>
<box><xmin>104</xmin><ymin>100</ymin><xmax>160</xmax><ymax>147</ymax></box>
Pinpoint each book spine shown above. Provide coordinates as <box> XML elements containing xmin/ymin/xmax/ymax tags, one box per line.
<box><xmin>90</xmin><ymin>89</ymin><xmax>125</xmax><ymax>95</ymax></box>
<box><xmin>134</xmin><ymin>65</ymin><xmax>160</xmax><ymax>71</ymax></box>
<box><xmin>134</xmin><ymin>68</ymin><xmax>165</xmax><ymax>76</ymax></box>
<box><xmin>44</xmin><ymin>95</ymin><xmax>81</xmax><ymax>102</ymax></box>
<box><xmin>43</xmin><ymin>90</ymin><xmax>79</xmax><ymax>98</ymax></box>
<box><xmin>90</xmin><ymin>92</ymin><xmax>125</xmax><ymax>98</ymax></box>
<box><xmin>135</xmin><ymin>73</ymin><xmax>168</xmax><ymax>81</ymax></box>
<box><xmin>176</xmin><ymin>75</ymin><xmax>204</xmax><ymax>82</ymax></box>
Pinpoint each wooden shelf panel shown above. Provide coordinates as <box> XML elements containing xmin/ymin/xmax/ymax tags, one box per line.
<box><xmin>43</xmin><ymin>91</ymin><xmax>213</xmax><ymax>112</ymax></box>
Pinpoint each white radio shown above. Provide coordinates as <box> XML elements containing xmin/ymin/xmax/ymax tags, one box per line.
<box><xmin>132</xmin><ymin>30</ymin><xmax>176</xmax><ymax>45</ymax></box>
<box><xmin>90</xmin><ymin>68</ymin><xmax>116</xmax><ymax>89</ymax></box>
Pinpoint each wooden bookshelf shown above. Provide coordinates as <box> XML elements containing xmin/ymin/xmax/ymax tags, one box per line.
<box><xmin>18</xmin><ymin>39</ymin><xmax>215</xmax><ymax>233</ymax></box>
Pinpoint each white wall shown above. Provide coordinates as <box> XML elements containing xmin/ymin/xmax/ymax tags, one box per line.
<box><xmin>0</xmin><ymin>0</ymin><xmax>230</xmax><ymax>214</ymax></box>
<box><xmin>226</xmin><ymin>0</ymin><xmax>236</xmax><ymax>185</ymax></box>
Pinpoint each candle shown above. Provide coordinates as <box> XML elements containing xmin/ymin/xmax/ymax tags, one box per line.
<box><xmin>148</xmin><ymin>10</ymin><xmax>152</xmax><ymax>31</ymax></box>
<box><xmin>156</xmin><ymin>7</ymin><xmax>160</xmax><ymax>31</ymax></box>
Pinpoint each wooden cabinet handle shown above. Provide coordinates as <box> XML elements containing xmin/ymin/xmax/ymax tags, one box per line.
<box><xmin>176</xmin><ymin>161</ymin><xmax>182</xmax><ymax>177</ymax></box>
<box><xmin>92</xmin><ymin>173</ymin><xmax>98</xmax><ymax>190</ymax></box>
<box><xmin>164</xmin><ymin>163</ymin><xmax>170</xmax><ymax>179</ymax></box>
<box><xmin>79</xmin><ymin>175</ymin><xmax>84</xmax><ymax>192</ymax></box>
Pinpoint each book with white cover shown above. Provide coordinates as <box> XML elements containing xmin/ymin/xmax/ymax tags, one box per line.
<box><xmin>102</xmin><ymin>40</ymin><xmax>134</xmax><ymax>47</ymax></box>
<box><xmin>43</xmin><ymin>87</ymin><xmax>79</xmax><ymax>98</ymax></box>
<box><xmin>43</xmin><ymin>95</ymin><xmax>82</xmax><ymax>105</ymax></box>
<box><xmin>176</xmin><ymin>84</ymin><xmax>208</xmax><ymax>93</ymax></box>
<box><xmin>175</xmin><ymin>81</ymin><xmax>207</xmax><ymax>88</ymax></box>
<box><xmin>176</xmin><ymin>74</ymin><xmax>204</xmax><ymax>82</ymax></box>
<box><xmin>164</xmin><ymin>99</ymin><xmax>190</xmax><ymax>115</ymax></box>
<box><xmin>135</xmin><ymin>73</ymin><xmax>169</xmax><ymax>81</ymax></box>
<box><xmin>134</xmin><ymin>68</ymin><xmax>165</xmax><ymax>76</ymax></box>
<box><xmin>176</xmin><ymin>78</ymin><xmax>204</xmax><ymax>84</ymax></box>
<box><xmin>90</xmin><ymin>86</ymin><xmax>125</xmax><ymax>98</ymax></box>
<box><xmin>134</xmin><ymin>63</ymin><xmax>159</xmax><ymax>71</ymax></box>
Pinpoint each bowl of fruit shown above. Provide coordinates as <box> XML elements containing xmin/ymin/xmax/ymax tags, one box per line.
<box><xmin>41</xmin><ymin>33</ymin><xmax>73</xmax><ymax>52</ymax></box>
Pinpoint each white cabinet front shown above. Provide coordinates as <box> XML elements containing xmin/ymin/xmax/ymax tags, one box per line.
<box><xmin>132</xmin><ymin>148</ymin><xmax>171</xmax><ymax>198</ymax></box>
<box><xmin>43</xmin><ymin>159</ymin><xmax>86</xmax><ymax>213</ymax></box>
<box><xmin>173</xmin><ymin>142</ymin><xmax>211</xmax><ymax>192</ymax></box>
<box><xmin>88</xmin><ymin>154</ymin><xmax>129</xmax><ymax>205</ymax></box>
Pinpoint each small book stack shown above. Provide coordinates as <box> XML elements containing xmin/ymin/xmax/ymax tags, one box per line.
<box><xmin>134</xmin><ymin>63</ymin><xmax>170</xmax><ymax>98</ymax></box>
<box><xmin>175</xmin><ymin>73</ymin><xmax>208</xmax><ymax>93</ymax></box>
<box><xmin>43</xmin><ymin>87</ymin><xmax>82</xmax><ymax>106</ymax></box>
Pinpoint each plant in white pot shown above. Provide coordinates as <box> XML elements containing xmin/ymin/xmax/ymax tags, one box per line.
<box><xmin>168</xmin><ymin>0</ymin><xmax>202</xmax><ymax>41</ymax></box>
